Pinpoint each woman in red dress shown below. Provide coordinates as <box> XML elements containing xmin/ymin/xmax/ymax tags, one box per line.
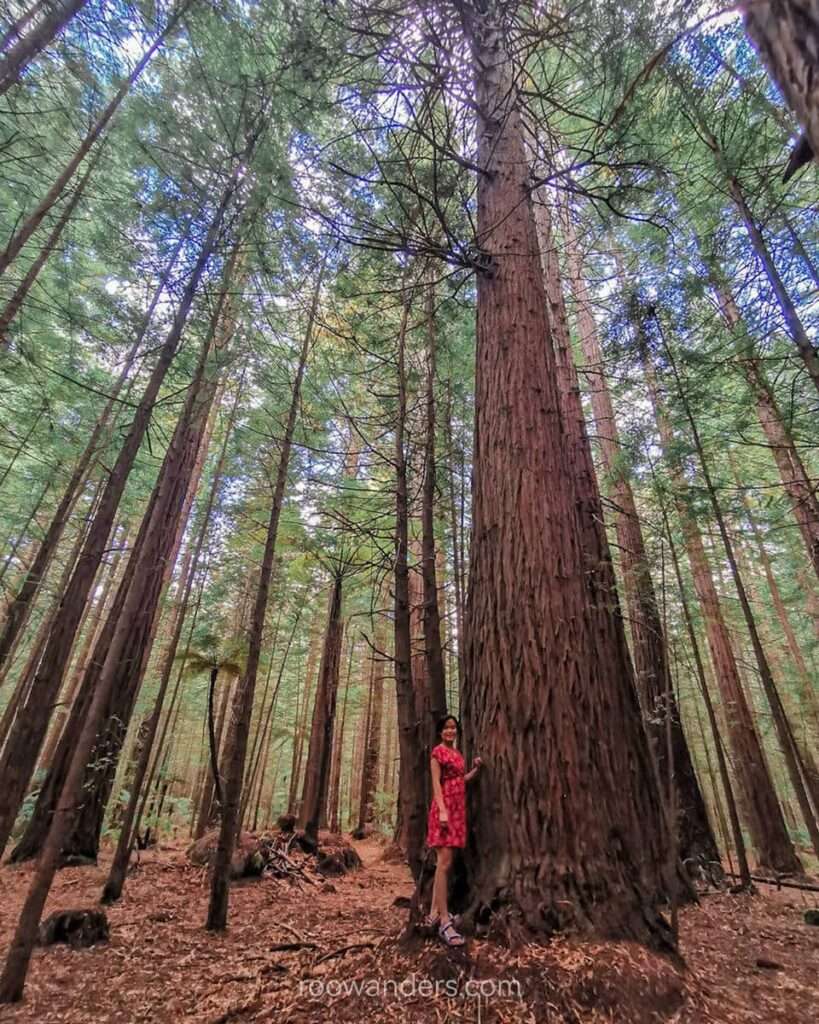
<box><xmin>425</xmin><ymin>715</ymin><xmax>482</xmax><ymax>946</ymax></box>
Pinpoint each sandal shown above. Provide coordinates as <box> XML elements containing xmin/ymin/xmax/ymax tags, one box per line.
<box><xmin>438</xmin><ymin>917</ymin><xmax>465</xmax><ymax>947</ymax></box>
<box><xmin>423</xmin><ymin>911</ymin><xmax>461</xmax><ymax>929</ymax></box>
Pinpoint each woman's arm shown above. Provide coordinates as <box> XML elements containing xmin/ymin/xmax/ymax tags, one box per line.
<box><xmin>465</xmin><ymin>756</ymin><xmax>482</xmax><ymax>783</ymax></box>
<box><xmin>430</xmin><ymin>756</ymin><xmax>448</xmax><ymax>821</ymax></box>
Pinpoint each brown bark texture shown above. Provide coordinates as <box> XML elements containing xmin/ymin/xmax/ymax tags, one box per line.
<box><xmin>639</xmin><ymin>326</ymin><xmax>801</xmax><ymax>874</ymax></box>
<box><xmin>457</xmin><ymin>1</ymin><xmax>673</xmax><ymax>948</ymax></box>
<box><xmin>741</xmin><ymin>1</ymin><xmax>819</xmax><ymax>162</ymax></box>
<box><xmin>562</xmin><ymin>213</ymin><xmax>716</xmax><ymax>865</ymax></box>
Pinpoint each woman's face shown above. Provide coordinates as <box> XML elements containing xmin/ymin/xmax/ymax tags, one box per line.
<box><xmin>441</xmin><ymin>719</ymin><xmax>457</xmax><ymax>744</ymax></box>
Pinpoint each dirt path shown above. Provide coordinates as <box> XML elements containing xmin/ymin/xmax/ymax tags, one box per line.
<box><xmin>0</xmin><ymin>837</ymin><xmax>815</xmax><ymax>1023</ymax></box>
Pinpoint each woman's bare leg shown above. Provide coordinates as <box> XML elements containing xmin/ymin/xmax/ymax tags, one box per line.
<box><xmin>431</xmin><ymin>847</ymin><xmax>452</xmax><ymax>919</ymax></box>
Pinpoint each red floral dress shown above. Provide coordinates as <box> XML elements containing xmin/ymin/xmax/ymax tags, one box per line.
<box><xmin>426</xmin><ymin>743</ymin><xmax>467</xmax><ymax>848</ymax></box>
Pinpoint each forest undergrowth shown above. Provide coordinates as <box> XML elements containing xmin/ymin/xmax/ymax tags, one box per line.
<box><xmin>0</xmin><ymin>836</ymin><xmax>816</xmax><ymax>1024</ymax></box>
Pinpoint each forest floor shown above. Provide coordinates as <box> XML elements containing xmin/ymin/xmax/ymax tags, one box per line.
<box><xmin>0</xmin><ymin>835</ymin><xmax>817</xmax><ymax>1023</ymax></box>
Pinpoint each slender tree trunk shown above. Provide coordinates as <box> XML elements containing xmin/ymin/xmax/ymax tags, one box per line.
<box><xmin>733</xmin><ymin>526</ymin><xmax>819</xmax><ymax>818</ymax></box>
<box><xmin>683</xmin><ymin>94</ymin><xmax>819</xmax><ymax>392</ymax></box>
<box><xmin>0</xmin><ymin>481</ymin><xmax>101</xmax><ymax>753</ymax></box>
<box><xmin>658</xmin><ymin>496</ymin><xmax>752</xmax><ymax>888</ymax></box>
<box><xmin>195</xmin><ymin>671</ymin><xmax>235</xmax><ymax>839</ymax></box>
<box><xmin>328</xmin><ymin>636</ymin><xmax>354</xmax><ymax>834</ymax></box>
<box><xmin>0</xmin><ymin>4</ymin><xmax>189</xmax><ymax>277</ymax></box>
<box><xmin>637</xmin><ymin>312</ymin><xmax>801</xmax><ymax>874</ymax></box>
<box><xmin>0</xmin><ymin>1</ymin><xmax>49</xmax><ymax>54</ymax></box>
<box><xmin>0</xmin><ymin>226</ymin><xmax>178</xmax><ymax>673</ymax></box>
<box><xmin>0</xmin><ymin>0</ymin><xmax>89</xmax><ymax>95</ymax></box>
<box><xmin>728</xmin><ymin>174</ymin><xmax>819</xmax><ymax>394</ymax></box>
<box><xmin>421</xmin><ymin>275</ymin><xmax>447</xmax><ymax>731</ymax></box>
<box><xmin>715</xmin><ymin>282</ymin><xmax>819</xmax><ymax>580</ymax></box>
<box><xmin>239</xmin><ymin>603</ymin><xmax>282</xmax><ymax>827</ymax></box>
<box><xmin>102</xmin><ymin>377</ymin><xmax>243</xmax><ymax>901</ymax></box>
<box><xmin>0</xmin><ymin>146</ymin><xmax>101</xmax><ymax>343</ymax></box>
<box><xmin>0</xmin><ymin>164</ymin><xmax>243</xmax><ymax>859</ymax></box>
<box><xmin>240</xmin><ymin>603</ymin><xmax>301</xmax><ymax>831</ymax></box>
<box><xmin>10</xmin><ymin>251</ymin><xmax>236</xmax><ymax>864</ymax></box>
<box><xmin>740</xmin><ymin>488</ymin><xmax>819</xmax><ymax>751</ymax></box>
<box><xmin>0</xmin><ymin>478</ymin><xmax>50</xmax><ymax>591</ymax></box>
<box><xmin>781</xmin><ymin>209</ymin><xmax>819</xmax><ymax>289</ymax></box>
<box><xmin>456</xmin><ymin>1</ymin><xmax>672</xmax><ymax>947</ymax></box>
<box><xmin>35</xmin><ymin>526</ymin><xmax>127</xmax><ymax>770</ymax></box>
<box><xmin>298</xmin><ymin>575</ymin><xmax>344</xmax><ymax>844</ymax></box>
<box><xmin>288</xmin><ymin>618</ymin><xmax>320</xmax><ymax>816</ymax></box>
<box><xmin>659</xmin><ymin>325</ymin><xmax>819</xmax><ymax>861</ymax></box>
<box><xmin>445</xmin><ymin>384</ymin><xmax>466</xmax><ymax>693</ymax></box>
<box><xmin>355</xmin><ymin>632</ymin><xmax>385</xmax><ymax>836</ymax></box>
<box><xmin>206</xmin><ymin>256</ymin><xmax>321</xmax><ymax>931</ymax></box>
<box><xmin>392</xmin><ymin>290</ymin><xmax>427</xmax><ymax>880</ymax></box>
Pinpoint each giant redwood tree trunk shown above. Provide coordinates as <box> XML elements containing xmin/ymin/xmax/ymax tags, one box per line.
<box><xmin>557</xmin><ymin>209</ymin><xmax>716</xmax><ymax>865</ymax></box>
<box><xmin>455</xmin><ymin>1</ymin><xmax>673</xmax><ymax>948</ymax></box>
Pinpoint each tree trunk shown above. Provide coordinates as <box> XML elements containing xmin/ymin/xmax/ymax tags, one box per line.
<box><xmin>11</xmin><ymin>265</ymin><xmax>230</xmax><ymax>865</ymax></box>
<box><xmin>559</xmin><ymin>208</ymin><xmax>716</xmax><ymax>865</ymax></box>
<box><xmin>421</xmin><ymin>275</ymin><xmax>448</xmax><ymax>731</ymax></box>
<box><xmin>445</xmin><ymin>384</ymin><xmax>466</xmax><ymax>693</ymax></box>
<box><xmin>726</xmin><ymin>173</ymin><xmax>819</xmax><ymax>396</ymax></box>
<box><xmin>0</xmin><ymin>482</ymin><xmax>102</xmax><ymax>753</ymax></box>
<box><xmin>0</xmin><ymin>145</ymin><xmax>101</xmax><ymax>343</ymax></box>
<box><xmin>740</xmin><ymin>487</ymin><xmax>819</xmax><ymax>754</ymax></box>
<box><xmin>658</xmin><ymin>326</ymin><xmax>819</xmax><ymax>861</ymax></box>
<box><xmin>0</xmin><ymin>0</ymin><xmax>89</xmax><ymax>95</ymax></box>
<box><xmin>195</xmin><ymin>671</ymin><xmax>236</xmax><ymax>839</ymax></box>
<box><xmin>659</xmin><ymin>500</ymin><xmax>752</xmax><ymax>888</ymax></box>
<box><xmin>455</xmin><ymin>1</ymin><xmax>673</xmax><ymax>948</ymax></box>
<box><xmin>35</xmin><ymin>525</ymin><xmax>127</xmax><ymax>771</ymax></box>
<box><xmin>392</xmin><ymin>289</ymin><xmax>428</xmax><ymax>880</ymax></box>
<box><xmin>716</xmin><ymin>283</ymin><xmax>819</xmax><ymax>580</ymax></box>
<box><xmin>298</xmin><ymin>575</ymin><xmax>344</xmax><ymax>844</ymax></box>
<box><xmin>682</xmin><ymin>91</ymin><xmax>819</xmax><ymax>393</ymax></box>
<box><xmin>206</xmin><ymin>255</ymin><xmax>320</xmax><ymax>930</ymax></box>
<box><xmin>328</xmin><ymin>637</ymin><xmax>354</xmax><ymax>834</ymax></box>
<box><xmin>0</xmin><ymin>163</ymin><xmax>244</xmax><ymax>859</ymax></box>
<box><xmin>0</xmin><ymin>4</ymin><xmax>189</xmax><ymax>277</ymax></box>
<box><xmin>355</xmin><ymin>631</ymin><xmax>385</xmax><ymax>836</ymax></box>
<box><xmin>741</xmin><ymin>1</ymin><xmax>819</xmax><ymax>163</ymax></box>
<box><xmin>240</xmin><ymin>602</ymin><xmax>301</xmax><ymax>831</ymax></box>
<box><xmin>102</xmin><ymin>376</ymin><xmax>243</xmax><ymax>902</ymax></box>
<box><xmin>637</xmin><ymin>313</ymin><xmax>801</xmax><ymax>874</ymax></box>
